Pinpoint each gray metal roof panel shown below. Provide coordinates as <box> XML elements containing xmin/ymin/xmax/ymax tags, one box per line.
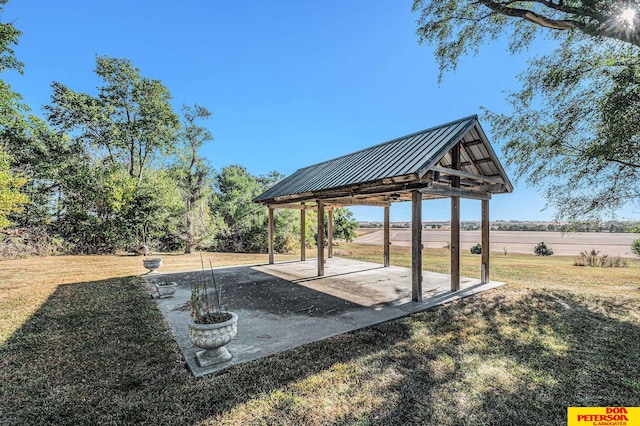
<box><xmin>254</xmin><ymin>115</ymin><xmax>512</xmax><ymax>202</ymax></box>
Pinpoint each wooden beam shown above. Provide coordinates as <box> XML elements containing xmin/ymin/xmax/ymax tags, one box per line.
<box><xmin>317</xmin><ymin>200</ymin><xmax>324</xmax><ymax>276</ymax></box>
<box><xmin>268</xmin><ymin>207</ymin><xmax>275</xmax><ymax>265</ymax></box>
<box><xmin>461</xmin><ymin>158</ymin><xmax>493</xmax><ymax>166</ymax></box>
<box><xmin>300</xmin><ymin>202</ymin><xmax>306</xmax><ymax>261</ymax></box>
<box><xmin>420</xmin><ymin>184</ymin><xmax>491</xmax><ymax>201</ymax></box>
<box><xmin>380</xmin><ymin>174</ymin><xmax>416</xmax><ymax>184</ymax></box>
<box><xmin>411</xmin><ymin>190</ymin><xmax>423</xmax><ymax>302</ymax></box>
<box><xmin>323</xmin><ymin>198</ymin><xmax>391</xmax><ymax>207</ymax></box>
<box><xmin>328</xmin><ymin>208</ymin><xmax>333</xmax><ymax>259</ymax></box>
<box><xmin>481</xmin><ymin>199</ymin><xmax>490</xmax><ymax>284</ymax></box>
<box><xmin>383</xmin><ymin>205</ymin><xmax>390</xmax><ymax>267</ymax></box>
<box><xmin>464</xmin><ymin>183</ymin><xmax>504</xmax><ymax>193</ymax></box>
<box><xmin>461</xmin><ymin>139</ymin><xmax>483</xmax><ymax>147</ymax></box>
<box><xmin>430</xmin><ymin>165</ymin><xmax>504</xmax><ymax>185</ymax></box>
<box><xmin>269</xmin><ymin>203</ymin><xmax>317</xmax><ymax>210</ymax></box>
<box><xmin>451</xmin><ymin>144</ymin><xmax>460</xmax><ymax>292</ymax></box>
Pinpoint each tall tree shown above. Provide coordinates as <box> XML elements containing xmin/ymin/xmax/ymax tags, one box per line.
<box><xmin>0</xmin><ymin>0</ymin><xmax>39</xmax><ymax>229</ymax></box>
<box><xmin>211</xmin><ymin>165</ymin><xmax>269</xmax><ymax>253</ymax></box>
<box><xmin>45</xmin><ymin>55</ymin><xmax>180</xmax><ymax>182</ymax></box>
<box><xmin>174</xmin><ymin>104</ymin><xmax>215</xmax><ymax>253</ymax></box>
<box><xmin>0</xmin><ymin>0</ymin><xmax>29</xmax><ymax>152</ymax></box>
<box><xmin>6</xmin><ymin>118</ymin><xmax>88</xmax><ymax>227</ymax></box>
<box><xmin>413</xmin><ymin>1</ymin><xmax>640</xmax><ymax>220</ymax></box>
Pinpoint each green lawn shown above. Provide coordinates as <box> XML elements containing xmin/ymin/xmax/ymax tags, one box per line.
<box><xmin>1</xmin><ymin>249</ymin><xmax>639</xmax><ymax>425</ymax></box>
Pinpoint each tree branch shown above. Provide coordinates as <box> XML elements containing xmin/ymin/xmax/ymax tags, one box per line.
<box><xmin>477</xmin><ymin>0</ymin><xmax>640</xmax><ymax>48</ymax></box>
<box><xmin>478</xmin><ymin>0</ymin><xmax>578</xmax><ymax>30</ymax></box>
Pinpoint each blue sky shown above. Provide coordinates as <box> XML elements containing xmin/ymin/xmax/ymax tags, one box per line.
<box><xmin>5</xmin><ymin>1</ymin><xmax>632</xmax><ymax>222</ymax></box>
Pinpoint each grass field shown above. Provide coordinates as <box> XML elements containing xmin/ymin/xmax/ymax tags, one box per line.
<box><xmin>1</xmin><ymin>247</ymin><xmax>639</xmax><ymax>425</ymax></box>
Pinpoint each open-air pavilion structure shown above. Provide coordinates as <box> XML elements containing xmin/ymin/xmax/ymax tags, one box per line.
<box><xmin>254</xmin><ymin>115</ymin><xmax>513</xmax><ymax>302</ymax></box>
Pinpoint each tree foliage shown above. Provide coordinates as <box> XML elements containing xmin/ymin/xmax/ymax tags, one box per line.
<box><xmin>0</xmin><ymin>0</ymin><xmax>22</xmax><ymax>75</ymax></box>
<box><xmin>413</xmin><ymin>1</ymin><xmax>640</xmax><ymax>220</ymax></box>
<box><xmin>31</xmin><ymin>56</ymin><xmax>186</xmax><ymax>252</ymax></box>
<box><xmin>45</xmin><ymin>55</ymin><xmax>180</xmax><ymax>181</ymax></box>
<box><xmin>0</xmin><ymin>148</ymin><xmax>28</xmax><ymax>229</ymax></box>
<box><xmin>211</xmin><ymin>165</ymin><xmax>272</xmax><ymax>253</ymax></box>
<box><xmin>331</xmin><ymin>207</ymin><xmax>358</xmax><ymax>242</ymax></box>
<box><xmin>414</xmin><ymin>0</ymin><xmax>640</xmax><ymax>79</ymax></box>
<box><xmin>173</xmin><ymin>104</ymin><xmax>215</xmax><ymax>253</ymax></box>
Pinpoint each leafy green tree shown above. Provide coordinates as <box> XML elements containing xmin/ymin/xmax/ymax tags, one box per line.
<box><xmin>40</xmin><ymin>56</ymin><xmax>185</xmax><ymax>252</ymax></box>
<box><xmin>0</xmin><ymin>0</ymin><xmax>22</xmax><ymax>74</ymax></box>
<box><xmin>211</xmin><ymin>166</ymin><xmax>301</xmax><ymax>253</ymax></box>
<box><xmin>331</xmin><ymin>207</ymin><xmax>358</xmax><ymax>242</ymax></box>
<box><xmin>413</xmin><ymin>1</ymin><xmax>640</xmax><ymax>220</ymax></box>
<box><xmin>125</xmin><ymin>169</ymin><xmax>183</xmax><ymax>246</ymax></box>
<box><xmin>6</xmin><ymin>118</ymin><xmax>89</xmax><ymax>227</ymax></box>
<box><xmin>173</xmin><ymin>104</ymin><xmax>215</xmax><ymax>253</ymax></box>
<box><xmin>0</xmin><ymin>148</ymin><xmax>28</xmax><ymax>229</ymax></box>
<box><xmin>303</xmin><ymin>207</ymin><xmax>358</xmax><ymax>246</ymax></box>
<box><xmin>274</xmin><ymin>208</ymin><xmax>299</xmax><ymax>253</ymax></box>
<box><xmin>211</xmin><ymin>165</ymin><xmax>269</xmax><ymax>252</ymax></box>
<box><xmin>0</xmin><ymin>0</ymin><xmax>26</xmax><ymax>135</ymax></box>
<box><xmin>45</xmin><ymin>55</ymin><xmax>180</xmax><ymax>182</ymax></box>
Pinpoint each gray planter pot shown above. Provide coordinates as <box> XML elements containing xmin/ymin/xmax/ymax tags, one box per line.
<box><xmin>143</xmin><ymin>257</ymin><xmax>162</xmax><ymax>274</ymax></box>
<box><xmin>188</xmin><ymin>312</ymin><xmax>238</xmax><ymax>367</ymax></box>
<box><xmin>155</xmin><ymin>281</ymin><xmax>177</xmax><ymax>298</ymax></box>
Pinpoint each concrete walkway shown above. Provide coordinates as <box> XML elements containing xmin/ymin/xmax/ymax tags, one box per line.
<box><xmin>144</xmin><ymin>257</ymin><xmax>505</xmax><ymax>378</ymax></box>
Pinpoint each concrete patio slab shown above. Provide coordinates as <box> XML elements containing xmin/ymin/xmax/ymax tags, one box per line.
<box><xmin>144</xmin><ymin>257</ymin><xmax>505</xmax><ymax>378</ymax></box>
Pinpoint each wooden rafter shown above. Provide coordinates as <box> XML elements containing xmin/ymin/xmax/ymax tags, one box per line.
<box><xmin>430</xmin><ymin>165</ymin><xmax>504</xmax><ymax>185</ymax></box>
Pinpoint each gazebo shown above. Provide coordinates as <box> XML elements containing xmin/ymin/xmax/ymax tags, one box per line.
<box><xmin>254</xmin><ymin>115</ymin><xmax>513</xmax><ymax>302</ymax></box>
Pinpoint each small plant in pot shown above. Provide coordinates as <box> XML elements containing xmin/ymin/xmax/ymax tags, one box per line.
<box><xmin>188</xmin><ymin>257</ymin><xmax>238</xmax><ymax>368</ymax></box>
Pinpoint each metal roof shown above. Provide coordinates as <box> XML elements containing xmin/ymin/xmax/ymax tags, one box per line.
<box><xmin>254</xmin><ymin>115</ymin><xmax>513</xmax><ymax>204</ymax></box>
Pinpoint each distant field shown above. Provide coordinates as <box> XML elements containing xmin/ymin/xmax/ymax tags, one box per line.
<box><xmin>354</xmin><ymin>228</ymin><xmax>639</xmax><ymax>257</ymax></box>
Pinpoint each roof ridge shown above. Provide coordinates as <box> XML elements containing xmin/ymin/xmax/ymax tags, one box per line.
<box><xmin>296</xmin><ymin>114</ymin><xmax>478</xmax><ymax>172</ymax></box>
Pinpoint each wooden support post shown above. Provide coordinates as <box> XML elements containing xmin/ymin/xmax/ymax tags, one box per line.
<box><xmin>383</xmin><ymin>205</ymin><xmax>390</xmax><ymax>267</ymax></box>
<box><xmin>328</xmin><ymin>208</ymin><xmax>333</xmax><ymax>259</ymax></box>
<box><xmin>451</xmin><ymin>143</ymin><xmax>461</xmax><ymax>291</ymax></box>
<box><xmin>411</xmin><ymin>190</ymin><xmax>423</xmax><ymax>302</ymax></box>
<box><xmin>300</xmin><ymin>203</ymin><xmax>306</xmax><ymax>261</ymax></box>
<box><xmin>317</xmin><ymin>200</ymin><xmax>325</xmax><ymax>276</ymax></box>
<box><xmin>268</xmin><ymin>207</ymin><xmax>275</xmax><ymax>265</ymax></box>
<box><xmin>481</xmin><ymin>199</ymin><xmax>490</xmax><ymax>284</ymax></box>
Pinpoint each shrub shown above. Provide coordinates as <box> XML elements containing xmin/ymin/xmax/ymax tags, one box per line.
<box><xmin>632</xmin><ymin>239</ymin><xmax>640</xmax><ymax>258</ymax></box>
<box><xmin>574</xmin><ymin>248</ymin><xmax>600</xmax><ymax>267</ymax></box>
<box><xmin>534</xmin><ymin>241</ymin><xmax>553</xmax><ymax>256</ymax></box>
<box><xmin>574</xmin><ymin>249</ymin><xmax>628</xmax><ymax>268</ymax></box>
<box><xmin>607</xmin><ymin>255</ymin><xmax>627</xmax><ymax>268</ymax></box>
<box><xmin>470</xmin><ymin>243</ymin><xmax>482</xmax><ymax>254</ymax></box>
<box><xmin>0</xmin><ymin>227</ymin><xmax>67</xmax><ymax>259</ymax></box>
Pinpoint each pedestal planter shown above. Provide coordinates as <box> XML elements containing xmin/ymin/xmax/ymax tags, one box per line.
<box><xmin>188</xmin><ymin>312</ymin><xmax>238</xmax><ymax>367</ymax></box>
<box><xmin>143</xmin><ymin>257</ymin><xmax>163</xmax><ymax>274</ymax></box>
<box><xmin>155</xmin><ymin>281</ymin><xmax>177</xmax><ymax>298</ymax></box>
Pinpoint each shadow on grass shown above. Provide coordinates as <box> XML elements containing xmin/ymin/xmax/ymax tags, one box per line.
<box><xmin>0</xmin><ymin>275</ymin><xmax>412</xmax><ymax>424</ymax></box>
<box><xmin>360</xmin><ymin>290</ymin><xmax>640</xmax><ymax>425</ymax></box>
